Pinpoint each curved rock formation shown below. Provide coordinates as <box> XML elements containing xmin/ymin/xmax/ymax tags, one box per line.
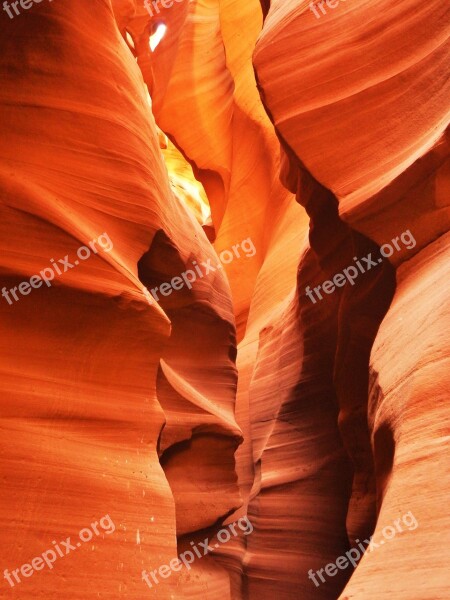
<box><xmin>0</xmin><ymin>2</ymin><xmax>240</xmax><ymax>597</ymax></box>
<box><xmin>0</xmin><ymin>0</ymin><xmax>448</xmax><ymax>598</ymax></box>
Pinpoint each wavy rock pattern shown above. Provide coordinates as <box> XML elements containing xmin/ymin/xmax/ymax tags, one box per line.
<box><xmin>0</xmin><ymin>2</ymin><xmax>239</xmax><ymax>598</ymax></box>
<box><xmin>0</xmin><ymin>0</ymin><xmax>448</xmax><ymax>599</ymax></box>
<box><xmin>250</xmin><ymin>1</ymin><xmax>450</xmax><ymax>598</ymax></box>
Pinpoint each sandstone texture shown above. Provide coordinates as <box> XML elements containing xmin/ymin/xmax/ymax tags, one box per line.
<box><xmin>0</xmin><ymin>0</ymin><xmax>448</xmax><ymax>599</ymax></box>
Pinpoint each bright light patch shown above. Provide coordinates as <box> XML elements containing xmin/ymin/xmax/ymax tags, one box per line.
<box><xmin>149</xmin><ymin>23</ymin><xmax>167</xmax><ymax>52</ymax></box>
<box><xmin>159</xmin><ymin>132</ymin><xmax>211</xmax><ymax>226</ymax></box>
<box><xmin>125</xmin><ymin>31</ymin><xmax>135</xmax><ymax>49</ymax></box>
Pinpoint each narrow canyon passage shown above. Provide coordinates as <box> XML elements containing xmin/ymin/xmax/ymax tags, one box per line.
<box><xmin>0</xmin><ymin>1</ymin><xmax>449</xmax><ymax>599</ymax></box>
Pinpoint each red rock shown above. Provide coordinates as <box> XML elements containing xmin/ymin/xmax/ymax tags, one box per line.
<box><xmin>1</xmin><ymin>0</ymin><xmax>448</xmax><ymax>598</ymax></box>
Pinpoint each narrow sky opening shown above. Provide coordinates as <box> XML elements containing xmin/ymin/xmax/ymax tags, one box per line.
<box><xmin>149</xmin><ymin>23</ymin><xmax>167</xmax><ymax>52</ymax></box>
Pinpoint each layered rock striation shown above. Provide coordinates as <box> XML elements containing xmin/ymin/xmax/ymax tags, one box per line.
<box><xmin>0</xmin><ymin>0</ymin><xmax>448</xmax><ymax>599</ymax></box>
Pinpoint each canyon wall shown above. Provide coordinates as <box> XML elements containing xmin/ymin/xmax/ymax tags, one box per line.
<box><xmin>0</xmin><ymin>0</ymin><xmax>448</xmax><ymax>599</ymax></box>
<box><xmin>0</xmin><ymin>2</ymin><xmax>240</xmax><ymax>598</ymax></box>
<box><xmin>249</xmin><ymin>0</ymin><xmax>449</xmax><ymax>598</ymax></box>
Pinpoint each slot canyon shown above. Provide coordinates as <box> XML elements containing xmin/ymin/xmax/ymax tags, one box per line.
<box><xmin>0</xmin><ymin>0</ymin><xmax>449</xmax><ymax>598</ymax></box>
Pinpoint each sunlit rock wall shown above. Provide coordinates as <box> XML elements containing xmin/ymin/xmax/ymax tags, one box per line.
<box><xmin>0</xmin><ymin>2</ymin><xmax>240</xmax><ymax>598</ymax></box>
<box><xmin>0</xmin><ymin>0</ymin><xmax>448</xmax><ymax>599</ymax></box>
<box><xmin>251</xmin><ymin>0</ymin><xmax>450</xmax><ymax>598</ymax></box>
